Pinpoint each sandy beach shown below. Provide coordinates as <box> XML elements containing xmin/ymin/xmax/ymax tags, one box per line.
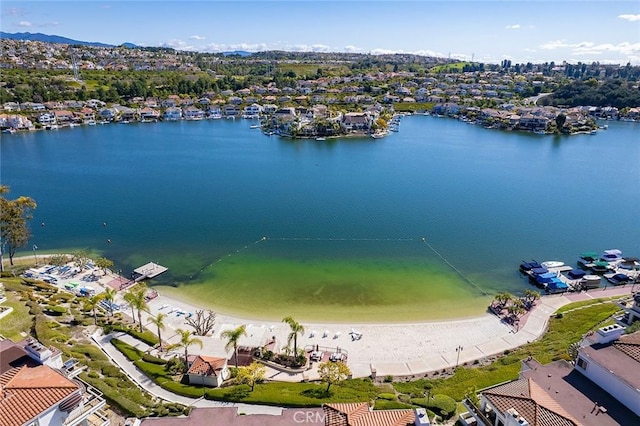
<box><xmin>15</xmin><ymin>260</ymin><xmax>638</xmax><ymax>380</ymax></box>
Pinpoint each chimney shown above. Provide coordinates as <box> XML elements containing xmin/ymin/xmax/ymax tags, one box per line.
<box><xmin>594</xmin><ymin>324</ymin><xmax>624</xmax><ymax>344</ymax></box>
<box><xmin>506</xmin><ymin>408</ymin><xmax>530</xmax><ymax>426</ymax></box>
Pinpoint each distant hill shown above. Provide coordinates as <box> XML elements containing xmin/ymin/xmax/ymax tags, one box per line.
<box><xmin>0</xmin><ymin>32</ymin><xmax>131</xmax><ymax>48</ymax></box>
<box><xmin>222</xmin><ymin>50</ymin><xmax>253</xmax><ymax>57</ymax></box>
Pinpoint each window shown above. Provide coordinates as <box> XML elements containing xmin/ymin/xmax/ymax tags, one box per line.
<box><xmin>577</xmin><ymin>357</ymin><xmax>588</xmax><ymax>370</ymax></box>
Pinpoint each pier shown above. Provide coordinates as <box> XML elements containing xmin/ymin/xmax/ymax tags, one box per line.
<box><xmin>133</xmin><ymin>262</ymin><xmax>168</xmax><ymax>281</ymax></box>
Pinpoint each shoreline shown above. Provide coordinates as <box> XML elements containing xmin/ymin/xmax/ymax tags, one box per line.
<box><xmin>137</xmin><ymin>285</ymin><xmax>636</xmax><ymax>380</ymax></box>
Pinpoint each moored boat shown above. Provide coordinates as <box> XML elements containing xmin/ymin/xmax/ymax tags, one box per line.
<box><xmin>541</xmin><ymin>260</ymin><xmax>564</xmax><ymax>269</ymax></box>
<box><xmin>578</xmin><ymin>251</ymin><xmax>599</xmax><ymax>268</ymax></box>
<box><xmin>605</xmin><ymin>273</ymin><xmax>631</xmax><ymax>285</ymax></box>
<box><xmin>581</xmin><ymin>274</ymin><xmax>601</xmax><ymax>289</ymax></box>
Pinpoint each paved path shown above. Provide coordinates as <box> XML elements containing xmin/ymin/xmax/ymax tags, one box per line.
<box><xmin>90</xmin><ymin>330</ymin><xmax>283</xmax><ymax>415</ymax></box>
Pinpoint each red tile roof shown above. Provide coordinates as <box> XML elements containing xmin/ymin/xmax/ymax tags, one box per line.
<box><xmin>323</xmin><ymin>402</ymin><xmax>415</xmax><ymax>426</ymax></box>
<box><xmin>0</xmin><ymin>365</ymin><xmax>79</xmax><ymax>426</ymax></box>
<box><xmin>187</xmin><ymin>355</ymin><xmax>227</xmax><ymax>377</ymax></box>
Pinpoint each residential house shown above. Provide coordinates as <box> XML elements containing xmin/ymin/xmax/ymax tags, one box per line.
<box><xmin>183</xmin><ymin>106</ymin><xmax>205</xmax><ymax>120</ymax></box>
<box><xmin>163</xmin><ymin>107</ymin><xmax>182</xmax><ymax>121</ymax></box>
<box><xmin>98</xmin><ymin>108</ymin><xmax>116</xmax><ymax>121</ymax></box>
<box><xmin>262</xmin><ymin>104</ymin><xmax>278</xmax><ymax>114</ymax></box>
<box><xmin>0</xmin><ymin>114</ymin><xmax>33</xmax><ymax>129</ymax></box>
<box><xmin>0</xmin><ymin>338</ymin><xmax>110</xmax><ymax>426</ymax></box>
<box><xmin>38</xmin><ymin>112</ymin><xmax>56</xmax><ymax>125</ymax></box>
<box><xmin>53</xmin><ymin>110</ymin><xmax>75</xmax><ymax>124</ymax></box>
<box><xmin>341</xmin><ymin>112</ymin><xmax>373</xmax><ymax>132</ymax></box>
<box><xmin>322</xmin><ymin>402</ymin><xmax>425</xmax><ymax>426</ymax></box>
<box><xmin>574</xmin><ymin>326</ymin><xmax>640</xmax><ymax>416</ymax></box>
<box><xmin>187</xmin><ymin>355</ymin><xmax>229</xmax><ymax>388</ymax></box>
<box><xmin>463</xmin><ymin>334</ymin><xmax>640</xmax><ymax>426</ymax></box>
<box><xmin>242</xmin><ymin>103</ymin><xmax>262</xmax><ymax>119</ymax></box>
<box><xmin>623</xmin><ymin>292</ymin><xmax>640</xmax><ymax>324</ymax></box>
<box><xmin>223</xmin><ymin>105</ymin><xmax>240</xmax><ymax>117</ymax></box>
<box><xmin>140</xmin><ymin>107</ymin><xmax>160</xmax><ymax>121</ymax></box>
<box><xmin>76</xmin><ymin>107</ymin><xmax>96</xmax><ymax>123</ymax></box>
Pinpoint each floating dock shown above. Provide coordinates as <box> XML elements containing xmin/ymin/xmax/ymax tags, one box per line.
<box><xmin>133</xmin><ymin>262</ymin><xmax>168</xmax><ymax>281</ymax></box>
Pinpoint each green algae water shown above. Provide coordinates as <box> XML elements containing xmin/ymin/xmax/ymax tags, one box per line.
<box><xmin>2</xmin><ymin>117</ymin><xmax>639</xmax><ymax>321</ymax></box>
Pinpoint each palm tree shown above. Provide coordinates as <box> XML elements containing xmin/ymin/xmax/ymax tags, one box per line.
<box><xmin>83</xmin><ymin>293</ymin><xmax>105</xmax><ymax>325</ymax></box>
<box><xmin>282</xmin><ymin>316</ymin><xmax>304</xmax><ymax>358</ymax></box>
<box><xmin>171</xmin><ymin>328</ymin><xmax>203</xmax><ymax>370</ymax></box>
<box><xmin>103</xmin><ymin>287</ymin><xmax>117</xmax><ymax>317</ymax></box>
<box><xmin>221</xmin><ymin>325</ymin><xmax>247</xmax><ymax>368</ymax></box>
<box><xmin>123</xmin><ymin>285</ymin><xmax>149</xmax><ymax>332</ymax></box>
<box><xmin>148</xmin><ymin>312</ymin><xmax>167</xmax><ymax>351</ymax></box>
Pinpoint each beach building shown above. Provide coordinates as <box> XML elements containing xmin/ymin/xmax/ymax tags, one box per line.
<box><xmin>0</xmin><ymin>338</ymin><xmax>110</xmax><ymax>426</ymax></box>
<box><xmin>462</xmin><ymin>329</ymin><xmax>640</xmax><ymax>426</ymax></box>
<box><xmin>186</xmin><ymin>355</ymin><xmax>229</xmax><ymax>388</ymax></box>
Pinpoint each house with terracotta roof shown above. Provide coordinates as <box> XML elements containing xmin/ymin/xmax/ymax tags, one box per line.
<box><xmin>322</xmin><ymin>402</ymin><xmax>427</xmax><ymax>426</ymax></box>
<box><xmin>186</xmin><ymin>355</ymin><xmax>229</xmax><ymax>388</ymax></box>
<box><xmin>463</xmin><ymin>329</ymin><xmax>640</xmax><ymax>426</ymax></box>
<box><xmin>0</xmin><ymin>363</ymin><xmax>109</xmax><ymax>426</ymax></box>
<box><xmin>0</xmin><ymin>338</ymin><xmax>110</xmax><ymax>426</ymax></box>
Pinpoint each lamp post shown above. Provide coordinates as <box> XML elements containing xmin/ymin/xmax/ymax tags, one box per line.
<box><xmin>32</xmin><ymin>245</ymin><xmax>38</xmax><ymax>265</ymax></box>
<box><xmin>455</xmin><ymin>345</ymin><xmax>463</xmax><ymax>368</ymax></box>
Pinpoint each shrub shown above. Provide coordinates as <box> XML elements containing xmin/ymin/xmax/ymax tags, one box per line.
<box><xmin>374</xmin><ymin>400</ymin><xmax>413</xmax><ymax>410</ymax></box>
<box><xmin>111</xmin><ymin>338</ymin><xmax>143</xmax><ymax>361</ymax></box>
<box><xmin>426</xmin><ymin>394</ymin><xmax>457</xmax><ymax>419</ymax></box>
<box><xmin>45</xmin><ymin>305</ymin><xmax>67</xmax><ymax>315</ymax></box>
<box><xmin>384</xmin><ymin>375</ymin><xmax>394</xmax><ymax>383</ymax></box>
<box><xmin>142</xmin><ymin>353</ymin><xmax>167</xmax><ymax>365</ymax></box>
<box><xmin>377</xmin><ymin>392</ymin><xmax>397</xmax><ymax>401</ymax></box>
<box><xmin>102</xmin><ymin>365</ymin><xmax>123</xmax><ymax>377</ymax></box>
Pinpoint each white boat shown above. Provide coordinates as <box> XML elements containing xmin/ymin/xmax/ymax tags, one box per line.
<box><xmin>371</xmin><ymin>133</ymin><xmax>386</xmax><ymax>139</ymax></box>
<box><xmin>581</xmin><ymin>275</ymin><xmax>601</xmax><ymax>289</ymax></box>
<box><xmin>315</xmin><ymin>137</ymin><xmax>326</xmax><ymax>141</ymax></box>
<box><xmin>250</xmin><ymin>124</ymin><xmax>261</xmax><ymax>129</ymax></box>
<box><xmin>2</xmin><ymin>128</ymin><xmax>16</xmax><ymax>134</ymax></box>
<box><xmin>541</xmin><ymin>260</ymin><xmax>565</xmax><ymax>269</ymax></box>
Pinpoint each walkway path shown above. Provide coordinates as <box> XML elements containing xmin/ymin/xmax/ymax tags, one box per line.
<box><xmin>90</xmin><ymin>330</ymin><xmax>283</xmax><ymax>415</ymax></box>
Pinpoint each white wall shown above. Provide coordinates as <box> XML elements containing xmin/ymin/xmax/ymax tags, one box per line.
<box><xmin>576</xmin><ymin>355</ymin><xmax>640</xmax><ymax>416</ymax></box>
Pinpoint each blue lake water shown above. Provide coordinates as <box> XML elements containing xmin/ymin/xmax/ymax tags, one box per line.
<box><xmin>2</xmin><ymin>116</ymin><xmax>639</xmax><ymax>320</ymax></box>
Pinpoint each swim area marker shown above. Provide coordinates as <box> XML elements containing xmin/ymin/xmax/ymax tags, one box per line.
<box><xmin>420</xmin><ymin>237</ymin><xmax>488</xmax><ymax>296</ymax></box>
<box><xmin>190</xmin><ymin>235</ymin><xmax>489</xmax><ymax>296</ymax></box>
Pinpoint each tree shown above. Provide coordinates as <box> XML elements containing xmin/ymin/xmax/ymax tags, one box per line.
<box><xmin>0</xmin><ymin>185</ymin><xmax>37</xmax><ymax>269</ymax></box>
<box><xmin>148</xmin><ymin>312</ymin><xmax>167</xmax><ymax>351</ymax></box>
<box><xmin>282</xmin><ymin>316</ymin><xmax>304</xmax><ymax>361</ymax></box>
<box><xmin>555</xmin><ymin>113</ymin><xmax>566</xmax><ymax>131</ymax></box>
<box><xmin>522</xmin><ymin>289</ymin><xmax>541</xmax><ymax>305</ymax></box>
<box><xmin>83</xmin><ymin>293</ymin><xmax>106</xmax><ymax>325</ymax></box>
<box><xmin>221</xmin><ymin>324</ymin><xmax>247</xmax><ymax>368</ymax></box>
<box><xmin>95</xmin><ymin>257</ymin><xmax>114</xmax><ymax>275</ymax></box>
<box><xmin>185</xmin><ymin>309</ymin><xmax>217</xmax><ymax>336</ymax></box>
<box><xmin>171</xmin><ymin>328</ymin><xmax>203</xmax><ymax>370</ymax></box>
<box><xmin>493</xmin><ymin>292</ymin><xmax>513</xmax><ymax>308</ymax></box>
<box><xmin>236</xmin><ymin>361</ymin><xmax>266</xmax><ymax>391</ymax></box>
<box><xmin>72</xmin><ymin>249</ymin><xmax>91</xmax><ymax>271</ymax></box>
<box><xmin>123</xmin><ymin>284</ymin><xmax>148</xmax><ymax>332</ymax></box>
<box><xmin>103</xmin><ymin>287</ymin><xmax>117</xmax><ymax>317</ymax></box>
<box><xmin>49</xmin><ymin>253</ymin><xmax>69</xmax><ymax>267</ymax></box>
<box><xmin>318</xmin><ymin>361</ymin><xmax>351</xmax><ymax>393</ymax></box>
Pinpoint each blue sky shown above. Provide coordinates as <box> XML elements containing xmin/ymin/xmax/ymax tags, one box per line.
<box><xmin>2</xmin><ymin>1</ymin><xmax>639</xmax><ymax>64</ymax></box>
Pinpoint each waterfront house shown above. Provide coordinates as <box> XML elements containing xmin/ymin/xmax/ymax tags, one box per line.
<box><xmin>37</xmin><ymin>112</ymin><xmax>56</xmax><ymax>125</ymax></box>
<box><xmin>140</xmin><ymin>107</ymin><xmax>160</xmax><ymax>121</ymax></box>
<box><xmin>574</xmin><ymin>326</ymin><xmax>640</xmax><ymax>416</ymax></box>
<box><xmin>163</xmin><ymin>107</ymin><xmax>182</xmax><ymax>121</ymax></box>
<box><xmin>341</xmin><ymin>112</ymin><xmax>373</xmax><ymax>132</ymax></box>
<box><xmin>242</xmin><ymin>103</ymin><xmax>262</xmax><ymax>118</ymax></box>
<box><xmin>462</xmin><ymin>330</ymin><xmax>640</xmax><ymax>426</ymax></box>
<box><xmin>98</xmin><ymin>108</ymin><xmax>116</xmax><ymax>121</ymax></box>
<box><xmin>1</xmin><ymin>114</ymin><xmax>33</xmax><ymax>129</ymax></box>
<box><xmin>223</xmin><ymin>104</ymin><xmax>240</xmax><ymax>117</ymax></box>
<box><xmin>186</xmin><ymin>355</ymin><xmax>229</xmax><ymax>388</ymax></box>
<box><xmin>0</xmin><ymin>338</ymin><xmax>110</xmax><ymax>426</ymax></box>
<box><xmin>53</xmin><ymin>110</ymin><xmax>74</xmax><ymax>124</ymax></box>
<box><xmin>183</xmin><ymin>106</ymin><xmax>205</xmax><ymax>120</ymax></box>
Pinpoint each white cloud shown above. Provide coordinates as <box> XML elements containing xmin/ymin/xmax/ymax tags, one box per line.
<box><xmin>343</xmin><ymin>45</ymin><xmax>361</xmax><ymax>53</ymax></box>
<box><xmin>18</xmin><ymin>20</ymin><xmax>32</xmax><ymax>27</ymax></box>
<box><xmin>618</xmin><ymin>14</ymin><xmax>640</xmax><ymax>22</ymax></box>
<box><xmin>540</xmin><ymin>39</ymin><xmax>570</xmax><ymax>50</ymax></box>
<box><xmin>505</xmin><ymin>24</ymin><xmax>521</xmax><ymax>29</ymax></box>
<box><xmin>201</xmin><ymin>42</ymin><xmax>269</xmax><ymax>53</ymax></box>
<box><xmin>160</xmin><ymin>39</ymin><xmax>195</xmax><ymax>51</ymax></box>
<box><xmin>290</xmin><ymin>44</ymin><xmax>331</xmax><ymax>52</ymax></box>
<box><xmin>189</xmin><ymin>35</ymin><xmax>205</xmax><ymax>40</ymax></box>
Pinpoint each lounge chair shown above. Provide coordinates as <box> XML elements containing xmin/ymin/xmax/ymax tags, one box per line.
<box><xmin>334</xmin><ymin>331</ymin><xmax>341</xmax><ymax>339</ymax></box>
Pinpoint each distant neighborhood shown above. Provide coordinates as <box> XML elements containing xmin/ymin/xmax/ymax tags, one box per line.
<box><xmin>2</xmin><ymin>38</ymin><xmax>640</xmax><ymax>137</ymax></box>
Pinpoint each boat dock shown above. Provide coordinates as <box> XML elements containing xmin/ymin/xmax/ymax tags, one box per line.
<box><xmin>133</xmin><ymin>262</ymin><xmax>168</xmax><ymax>281</ymax></box>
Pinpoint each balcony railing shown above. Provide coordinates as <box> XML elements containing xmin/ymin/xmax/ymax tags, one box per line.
<box><xmin>463</xmin><ymin>399</ymin><xmax>494</xmax><ymax>426</ymax></box>
<box><xmin>65</xmin><ymin>383</ymin><xmax>109</xmax><ymax>426</ymax></box>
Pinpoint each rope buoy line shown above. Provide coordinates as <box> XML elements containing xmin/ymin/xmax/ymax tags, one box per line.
<box><xmin>420</xmin><ymin>237</ymin><xmax>489</xmax><ymax>296</ymax></box>
<box><xmin>189</xmin><ymin>235</ymin><xmax>488</xmax><ymax>297</ymax></box>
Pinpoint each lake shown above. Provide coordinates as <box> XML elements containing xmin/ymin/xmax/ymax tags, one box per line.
<box><xmin>2</xmin><ymin>116</ymin><xmax>639</xmax><ymax>321</ymax></box>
